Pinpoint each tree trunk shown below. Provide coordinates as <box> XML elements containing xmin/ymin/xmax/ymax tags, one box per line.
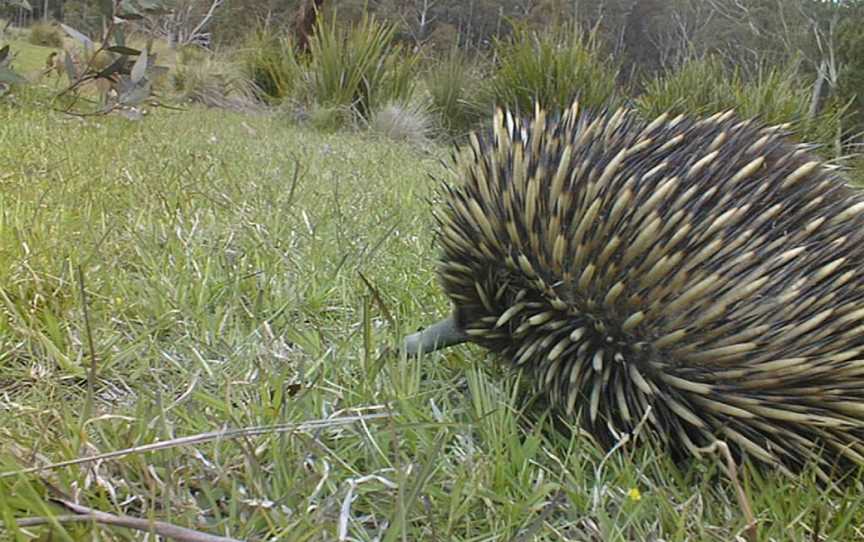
<box><xmin>809</xmin><ymin>60</ymin><xmax>826</xmax><ymax>119</ymax></box>
<box><xmin>291</xmin><ymin>0</ymin><xmax>325</xmax><ymax>52</ymax></box>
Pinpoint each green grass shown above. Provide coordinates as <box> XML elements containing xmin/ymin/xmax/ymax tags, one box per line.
<box><xmin>1</xmin><ymin>35</ymin><xmax>57</xmax><ymax>77</ymax></box>
<box><xmin>1</xmin><ymin>90</ymin><xmax>864</xmax><ymax>541</ymax></box>
<box><xmin>635</xmin><ymin>56</ymin><xmax>849</xmax><ymax>156</ymax></box>
<box><xmin>485</xmin><ymin>24</ymin><xmax>618</xmax><ymax>117</ymax></box>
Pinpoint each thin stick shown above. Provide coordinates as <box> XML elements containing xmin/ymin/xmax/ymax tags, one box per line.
<box><xmin>1</xmin><ymin>412</ymin><xmax>390</xmax><ymax>479</ymax></box>
<box><xmin>9</xmin><ymin>499</ymin><xmax>242</xmax><ymax>542</ymax></box>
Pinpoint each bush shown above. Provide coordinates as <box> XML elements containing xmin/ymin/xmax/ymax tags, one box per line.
<box><xmin>424</xmin><ymin>48</ymin><xmax>485</xmax><ymax>137</ymax></box>
<box><xmin>28</xmin><ymin>21</ymin><xmax>64</xmax><ymax>48</ymax></box>
<box><xmin>636</xmin><ymin>56</ymin><xmax>850</xmax><ymax>155</ymax></box>
<box><xmin>308</xmin><ymin>13</ymin><xmax>417</xmax><ymax>120</ymax></box>
<box><xmin>237</xmin><ymin>27</ymin><xmax>304</xmax><ymax>104</ymax></box>
<box><xmin>484</xmin><ymin>24</ymin><xmax>618</xmax><ymax>116</ymax></box>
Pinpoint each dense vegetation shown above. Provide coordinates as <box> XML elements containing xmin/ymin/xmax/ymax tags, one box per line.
<box><xmin>2</xmin><ymin>1</ymin><xmax>864</xmax><ymax>539</ymax></box>
<box><xmin>3</xmin><ymin>1</ymin><xmax>864</xmax><ymax>153</ymax></box>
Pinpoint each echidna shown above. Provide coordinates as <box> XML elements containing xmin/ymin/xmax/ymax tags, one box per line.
<box><xmin>404</xmin><ymin>101</ymin><xmax>864</xmax><ymax>480</ymax></box>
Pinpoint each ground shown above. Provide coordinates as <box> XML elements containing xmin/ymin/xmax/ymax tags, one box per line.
<box><xmin>0</xmin><ymin>43</ymin><xmax>863</xmax><ymax>542</ymax></box>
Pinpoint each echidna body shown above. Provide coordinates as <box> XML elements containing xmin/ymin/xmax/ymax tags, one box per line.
<box><xmin>404</xmin><ymin>102</ymin><xmax>864</xmax><ymax>479</ymax></box>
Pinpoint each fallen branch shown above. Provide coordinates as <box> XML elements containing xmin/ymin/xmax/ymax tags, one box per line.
<box><xmin>9</xmin><ymin>499</ymin><xmax>241</xmax><ymax>542</ymax></box>
<box><xmin>1</xmin><ymin>410</ymin><xmax>391</xmax><ymax>479</ymax></box>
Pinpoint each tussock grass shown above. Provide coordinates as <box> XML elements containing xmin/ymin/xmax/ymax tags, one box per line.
<box><xmin>424</xmin><ymin>49</ymin><xmax>485</xmax><ymax>137</ymax></box>
<box><xmin>308</xmin><ymin>13</ymin><xmax>417</xmax><ymax>120</ymax></box>
<box><xmin>27</xmin><ymin>21</ymin><xmax>63</xmax><ymax>48</ymax></box>
<box><xmin>1</xmin><ymin>94</ymin><xmax>864</xmax><ymax>540</ymax></box>
<box><xmin>367</xmin><ymin>101</ymin><xmax>434</xmax><ymax>144</ymax></box>
<box><xmin>237</xmin><ymin>29</ymin><xmax>304</xmax><ymax>104</ymax></box>
<box><xmin>173</xmin><ymin>53</ymin><xmax>260</xmax><ymax>111</ymax></box>
<box><xmin>636</xmin><ymin>56</ymin><xmax>850</xmax><ymax>155</ymax></box>
<box><xmin>485</xmin><ymin>24</ymin><xmax>618</xmax><ymax>116</ymax></box>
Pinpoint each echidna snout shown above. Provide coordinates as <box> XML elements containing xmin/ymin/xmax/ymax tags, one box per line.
<box><xmin>406</xmin><ymin>100</ymin><xmax>864</xmax><ymax>480</ymax></box>
<box><xmin>403</xmin><ymin>314</ymin><xmax>466</xmax><ymax>355</ymax></box>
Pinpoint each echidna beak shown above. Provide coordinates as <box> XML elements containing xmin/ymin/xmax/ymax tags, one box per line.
<box><xmin>403</xmin><ymin>315</ymin><xmax>467</xmax><ymax>356</ymax></box>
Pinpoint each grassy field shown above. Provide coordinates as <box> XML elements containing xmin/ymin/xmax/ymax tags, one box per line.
<box><xmin>1</xmin><ymin>87</ymin><xmax>864</xmax><ymax>540</ymax></box>
<box><xmin>2</xmin><ymin>32</ymin><xmax>55</xmax><ymax>74</ymax></box>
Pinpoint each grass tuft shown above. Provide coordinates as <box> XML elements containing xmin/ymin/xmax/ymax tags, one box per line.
<box><xmin>173</xmin><ymin>53</ymin><xmax>260</xmax><ymax>111</ymax></box>
<box><xmin>308</xmin><ymin>13</ymin><xmax>418</xmax><ymax>120</ymax></box>
<box><xmin>368</xmin><ymin>100</ymin><xmax>434</xmax><ymax>144</ymax></box>
<box><xmin>237</xmin><ymin>27</ymin><xmax>305</xmax><ymax>104</ymax></box>
<box><xmin>485</xmin><ymin>23</ymin><xmax>618</xmax><ymax>116</ymax></box>
<box><xmin>424</xmin><ymin>48</ymin><xmax>485</xmax><ymax>138</ymax></box>
<box><xmin>27</xmin><ymin>21</ymin><xmax>63</xmax><ymax>48</ymax></box>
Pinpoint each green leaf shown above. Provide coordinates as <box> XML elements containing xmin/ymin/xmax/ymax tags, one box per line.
<box><xmin>0</xmin><ymin>45</ymin><xmax>9</xmax><ymax>66</ymax></box>
<box><xmin>63</xmin><ymin>50</ymin><xmax>78</xmax><ymax>80</ymax></box>
<box><xmin>97</xmin><ymin>55</ymin><xmax>129</xmax><ymax>79</ymax></box>
<box><xmin>130</xmin><ymin>46</ymin><xmax>148</xmax><ymax>84</ymax></box>
<box><xmin>114</xmin><ymin>25</ymin><xmax>126</xmax><ymax>47</ymax></box>
<box><xmin>116</xmin><ymin>12</ymin><xmax>144</xmax><ymax>21</ymax></box>
<box><xmin>118</xmin><ymin>79</ymin><xmax>151</xmax><ymax>105</ymax></box>
<box><xmin>107</xmin><ymin>45</ymin><xmax>141</xmax><ymax>56</ymax></box>
<box><xmin>60</xmin><ymin>23</ymin><xmax>94</xmax><ymax>50</ymax></box>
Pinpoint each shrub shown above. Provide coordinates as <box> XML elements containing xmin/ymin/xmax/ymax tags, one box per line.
<box><xmin>484</xmin><ymin>23</ymin><xmax>618</xmax><ymax>116</ymax></box>
<box><xmin>636</xmin><ymin>56</ymin><xmax>850</xmax><ymax>155</ymax></box>
<box><xmin>237</xmin><ymin>27</ymin><xmax>304</xmax><ymax>104</ymax></box>
<box><xmin>308</xmin><ymin>13</ymin><xmax>417</xmax><ymax>120</ymax></box>
<box><xmin>28</xmin><ymin>20</ymin><xmax>64</xmax><ymax>48</ymax></box>
<box><xmin>424</xmin><ymin>48</ymin><xmax>485</xmax><ymax>137</ymax></box>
